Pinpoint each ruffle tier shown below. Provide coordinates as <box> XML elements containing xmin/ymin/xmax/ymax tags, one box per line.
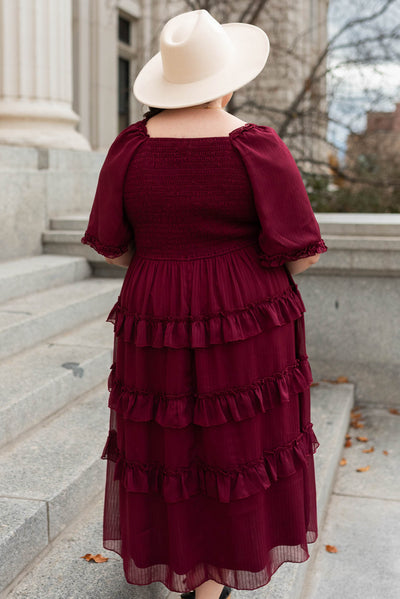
<box><xmin>101</xmin><ymin>421</ymin><xmax>319</xmax><ymax>503</ymax></box>
<box><xmin>107</xmin><ymin>284</ymin><xmax>305</xmax><ymax>348</ymax></box>
<box><xmin>107</xmin><ymin>356</ymin><xmax>313</xmax><ymax>428</ymax></box>
<box><xmin>105</xmin><ymin>242</ymin><xmax>307</xmax><ymax>348</ymax></box>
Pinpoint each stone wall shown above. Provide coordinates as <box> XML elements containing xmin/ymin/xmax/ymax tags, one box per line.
<box><xmin>298</xmin><ymin>213</ymin><xmax>400</xmax><ymax>407</ymax></box>
<box><xmin>0</xmin><ymin>145</ymin><xmax>105</xmax><ymax>261</ymax></box>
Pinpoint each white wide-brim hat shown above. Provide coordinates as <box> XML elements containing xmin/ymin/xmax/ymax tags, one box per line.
<box><xmin>133</xmin><ymin>9</ymin><xmax>270</xmax><ymax>109</ymax></box>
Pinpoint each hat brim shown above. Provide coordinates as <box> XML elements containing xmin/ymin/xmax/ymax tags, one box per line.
<box><xmin>133</xmin><ymin>23</ymin><xmax>270</xmax><ymax>109</ymax></box>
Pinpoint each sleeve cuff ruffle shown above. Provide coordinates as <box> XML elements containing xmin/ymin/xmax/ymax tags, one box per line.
<box><xmin>80</xmin><ymin>232</ymin><xmax>130</xmax><ymax>258</ymax></box>
<box><xmin>258</xmin><ymin>239</ymin><xmax>328</xmax><ymax>268</ymax></box>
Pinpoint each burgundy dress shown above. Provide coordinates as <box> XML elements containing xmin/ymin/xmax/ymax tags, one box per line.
<box><xmin>81</xmin><ymin>116</ymin><xmax>328</xmax><ymax>593</ymax></box>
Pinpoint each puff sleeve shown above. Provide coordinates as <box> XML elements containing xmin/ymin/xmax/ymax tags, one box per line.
<box><xmin>231</xmin><ymin>125</ymin><xmax>327</xmax><ymax>268</ymax></box>
<box><xmin>81</xmin><ymin>122</ymin><xmax>148</xmax><ymax>258</ymax></box>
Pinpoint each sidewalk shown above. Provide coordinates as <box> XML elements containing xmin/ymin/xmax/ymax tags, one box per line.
<box><xmin>300</xmin><ymin>400</ymin><xmax>400</xmax><ymax>599</ymax></box>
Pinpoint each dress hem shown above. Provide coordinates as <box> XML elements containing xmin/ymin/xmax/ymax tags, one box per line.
<box><xmin>101</xmin><ymin>535</ymin><xmax>318</xmax><ymax>593</ymax></box>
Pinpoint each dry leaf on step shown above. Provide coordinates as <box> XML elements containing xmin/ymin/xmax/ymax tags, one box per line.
<box><xmin>81</xmin><ymin>553</ymin><xmax>109</xmax><ymax>563</ymax></box>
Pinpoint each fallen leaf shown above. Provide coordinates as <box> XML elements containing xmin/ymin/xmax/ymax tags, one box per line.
<box><xmin>356</xmin><ymin>465</ymin><xmax>370</xmax><ymax>472</ymax></box>
<box><xmin>350</xmin><ymin>421</ymin><xmax>364</xmax><ymax>429</ymax></box>
<box><xmin>351</xmin><ymin>411</ymin><xmax>362</xmax><ymax>419</ymax></box>
<box><xmin>344</xmin><ymin>438</ymin><xmax>352</xmax><ymax>448</ymax></box>
<box><xmin>389</xmin><ymin>408</ymin><xmax>399</xmax><ymax>415</ymax></box>
<box><xmin>339</xmin><ymin>458</ymin><xmax>347</xmax><ymax>466</ymax></box>
<box><xmin>356</xmin><ymin>436</ymin><xmax>368</xmax><ymax>442</ymax></box>
<box><xmin>383</xmin><ymin>450</ymin><xmax>389</xmax><ymax>455</ymax></box>
<box><xmin>310</xmin><ymin>382</ymin><xmax>319</xmax><ymax>387</ymax></box>
<box><xmin>362</xmin><ymin>447</ymin><xmax>374</xmax><ymax>453</ymax></box>
<box><xmin>326</xmin><ymin>544</ymin><xmax>338</xmax><ymax>553</ymax></box>
<box><xmin>321</xmin><ymin>376</ymin><xmax>349</xmax><ymax>384</ymax></box>
<box><xmin>81</xmin><ymin>553</ymin><xmax>109</xmax><ymax>563</ymax></box>
<box><xmin>345</xmin><ymin>434</ymin><xmax>351</xmax><ymax>440</ymax></box>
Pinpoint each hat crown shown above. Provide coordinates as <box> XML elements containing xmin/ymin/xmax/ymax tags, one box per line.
<box><xmin>160</xmin><ymin>10</ymin><xmax>234</xmax><ymax>84</ymax></box>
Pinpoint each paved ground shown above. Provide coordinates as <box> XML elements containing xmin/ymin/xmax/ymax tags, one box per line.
<box><xmin>300</xmin><ymin>401</ymin><xmax>400</xmax><ymax>599</ymax></box>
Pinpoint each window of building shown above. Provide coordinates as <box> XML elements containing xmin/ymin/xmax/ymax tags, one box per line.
<box><xmin>118</xmin><ymin>15</ymin><xmax>130</xmax><ymax>45</ymax></box>
<box><xmin>117</xmin><ymin>13</ymin><xmax>137</xmax><ymax>132</ymax></box>
<box><xmin>118</xmin><ymin>57</ymin><xmax>130</xmax><ymax>131</ymax></box>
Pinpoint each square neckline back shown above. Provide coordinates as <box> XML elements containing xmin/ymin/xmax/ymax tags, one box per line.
<box><xmin>140</xmin><ymin>116</ymin><xmax>256</xmax><ymax>141</ymax></box>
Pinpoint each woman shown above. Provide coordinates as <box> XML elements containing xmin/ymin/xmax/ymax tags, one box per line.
<box><xmin>81</xmin><ymin>9</ymin><xmax>327</xmax><ymax>599</ymax></box>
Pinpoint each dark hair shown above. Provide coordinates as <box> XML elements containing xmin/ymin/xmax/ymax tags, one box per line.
<box><xmin>143</xmin><ymin>106</ymin><xmax>165</xmax><ymax>119</ymax></box>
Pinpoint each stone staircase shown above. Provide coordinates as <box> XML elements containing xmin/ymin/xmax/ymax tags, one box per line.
<box><xmin>0</xmin><ymin>254</ymin><xmax>122</xmax><ymax>596</ymax></box>
<box><xmin>0</xmin><ymin>248</ymin><xmax>356</xmax><ymax>599</ymax></box>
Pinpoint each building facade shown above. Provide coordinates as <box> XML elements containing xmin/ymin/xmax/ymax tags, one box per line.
<box><xmin>346</xmin><ymin>102</ymin><xmax>400</xmax><ymax>186</ymax></box>
<box><xmin>0</xmin><ymin>0</ymin><xmax>329</xmax><ymax>156</ymax></box>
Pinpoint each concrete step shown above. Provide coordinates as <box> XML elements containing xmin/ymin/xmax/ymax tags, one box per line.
<box><xmin>42</xmin><ymin>230</ymin><xmax>126</xmax><ymax>278</ymax></box>
<box><xmin>0</xmin><ymin>277</ymin><xmax>120</xmax><ymax>360</ymax></box>
<box><xmin>0</xmin><ymin>382</ymin><xmax>109</xmax><ymax>594</ymax></box>
<box><xmin>0</xmin><ymin>254</ymin><xmax>91</xmax><ymax>304</ymax></box>
<box><xmin>300</xmin><ymin>403</ymin><xmax>400</xmax><ymax>599</ymax></box>
<box><xmin>50</xmin><ymin>215</ymin><xmax>89</xmax><ymax>231</ymax></box>
<box><xmin>317</xmin><ymin>212</ymin><xmax>400</xmax><ymax>237</ymax></box>
<box><xmin>2</xmin><ymin>492</ymin><xmax>170</xmax><ymax>599</ymax></box>
<box><xmin>0</xmin><ymin>316</ymin><xmax>113</xmax><ymax>449</ymax></box>
<box><xmin>3</xmin><ymin>382</ymin><xmax>355</xmax><ymax>599</ymax></box>
<box><xmin>42</xmin><ymin>229</ymin><xmax>102</xmax><ymax>262</ymax></box>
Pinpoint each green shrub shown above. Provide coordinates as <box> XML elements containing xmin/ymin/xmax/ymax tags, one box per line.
<box><xmin>303</xmin><ymin>173</ymin><xmax>400</xmax><ymax>213</ymax></box>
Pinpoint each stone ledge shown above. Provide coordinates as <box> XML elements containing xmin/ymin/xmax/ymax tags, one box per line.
<box><xmin>317</xmin><ymin>212</ymin><xmax>400</xmax><ymax>236</ymax></box>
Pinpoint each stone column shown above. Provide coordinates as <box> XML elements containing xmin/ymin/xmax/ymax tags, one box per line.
<box><xmin>0</xmin><ymin>0</ymin><xmax>90</xmax><ymax>149</ymax></box>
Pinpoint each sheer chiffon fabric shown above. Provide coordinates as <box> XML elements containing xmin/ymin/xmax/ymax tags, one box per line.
<box><xmin>81</xmin><ymin>117</ymin><xmax>327</xmax><ymax>592</ymax></box>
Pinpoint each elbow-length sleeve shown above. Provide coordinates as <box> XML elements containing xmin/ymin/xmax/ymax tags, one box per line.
<box><xmin>231</xmin><ymin>125</ymin><xmax>328</xmax><ymax>268</ymax></box>
<box><xmin>81</xmin><ymin>121</ymin><xmax>148</xmax><ymax>258</ymax></box>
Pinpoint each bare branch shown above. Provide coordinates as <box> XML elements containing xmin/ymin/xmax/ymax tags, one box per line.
<box><xmin>239</xmin><ymin>0</ymin><xmax>269</xmax><ymax>24</ymax></box>
<box><xmin>278</xmin><ymin>0</ymin><xmax>398</xmax><ymax>137</ymax></box>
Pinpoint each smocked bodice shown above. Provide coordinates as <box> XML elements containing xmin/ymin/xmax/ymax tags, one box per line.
<box><xmin>81</xmin><ymin>117</ymin><xmax>327</xmax><ymax>269</ymax></box>
<box><xmin>124</xmin><ymin>125</ymin><xmax>261</xmax><ymax>259</ymax></box>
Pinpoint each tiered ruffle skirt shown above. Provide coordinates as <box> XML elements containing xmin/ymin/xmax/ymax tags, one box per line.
<box><xmin>101</xmin><ymin>241</ymin><xmax>320</xmax><ymax>593</ymax></box>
